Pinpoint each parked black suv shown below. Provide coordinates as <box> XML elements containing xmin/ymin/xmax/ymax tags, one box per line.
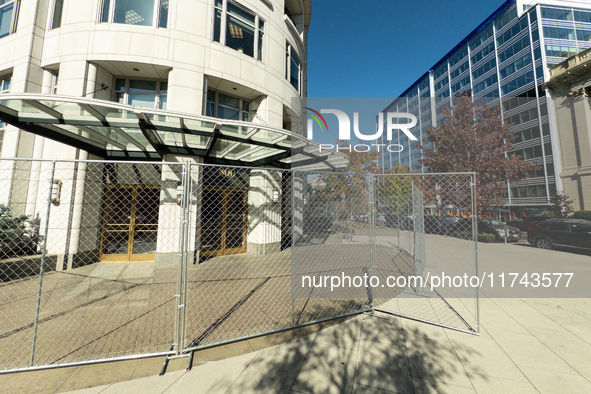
<box><xmin>507</xmin><ymin>216</ymin><xmax>548</xmax><ymax>231</ymax></box>
<box><xmin>453</xmin><ymin>218</ymin><xmax>520</xmax><ymax>241</ymax></box>
<box><xmin>527</xmin><ymin>219</ymin><xmax>591</xmax><ymax>250</ymax></box>
<box><xmin>424</xmin><ymin>215</ymin><xmax>444</xmax><ymax>234</ymax></box>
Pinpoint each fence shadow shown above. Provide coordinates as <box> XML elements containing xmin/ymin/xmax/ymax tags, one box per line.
<box><xmin>205</xmin><ymin>306</ymin><xmax>485</xmax><ymax>393</ymax></box>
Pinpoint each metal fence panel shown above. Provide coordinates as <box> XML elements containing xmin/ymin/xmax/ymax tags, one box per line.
<box><xmin>0</xmin><ymin>158</ymin><xmax>478</xmax><ymax>372</ymax></box>
<box><xmin>290</xmin><ymin>172</ymin><xmax>372</xmax><ymax>322</ymax></box>
<box><xmin>0</xmin><ymin>159</ymin><xmax>184</xmax><ymax>370</ymax></box>
<box><xmin>373</xmin><ymin>173</ymin><xmax>478</xmax><ymax>333</ymax></box>
<box><xmin>182</xmin><ymin>166</ymin><xmax>297</xmax><ymax>351</ymax></box>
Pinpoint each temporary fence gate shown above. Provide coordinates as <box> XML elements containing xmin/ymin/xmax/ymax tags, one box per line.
<box><xmin>0</xmin><ymin>158</ymin><xmax>479</xmax><ymax>373</ymax></box>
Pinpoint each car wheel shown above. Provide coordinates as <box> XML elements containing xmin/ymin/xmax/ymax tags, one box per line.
<box><xmin>535</xmin><ymin>237</ymin><xmax>552</xmax><ymax>250</ymax></box>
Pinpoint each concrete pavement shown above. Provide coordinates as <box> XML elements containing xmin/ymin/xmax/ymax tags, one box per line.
<box><xmin>2</xmin><ymin>237</ymin><xmax>591</xmax><ymax>393</ymax></box>
<box><xmin>2</xmin><ymin>295</ymin><xmax>588</xmax><ymax>393</ymax></box>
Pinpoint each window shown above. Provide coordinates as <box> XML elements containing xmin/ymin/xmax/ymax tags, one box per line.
<box><xmin>450</xmin><ymin>61</ymin><xmax>469</xmax><ymax>80</ymax></box>
<box><xmin>499</xmin><ymin>53</ymin><xmax>531</xmax><ymax>80</ymax></box>
<box><xmin>0</xmin><ymin>75</ymin><xmax>10</xmax><ymax>153</ymax></box>
<box><xmin>213</xmin><ymin>0</ymin><xmax>264</xmax><ymax>60</ymax></box>
<box><xmin>472</xmin><ymin>58</ymin><xmax>496</xmax><ymax>80</ymax></box>
<box><xmin>434</xmin><ymin>76</ymin><xmax>448</xmax><ymax>92</ymax></box>
<box><xmin>451</xmin><ymin>75</ymin><xmax>470</xmax><ymax>93</ymax></box>
<box><xmin>500</xmin><ymin>71</ymin><xmax>534</xmax><ymax>95</ymax></box>
<box><xmin>576</xmin><ymin>29</ymin><xmax>591</xmax><ymax>42</ymax></box>
<box><xmin>549</xmin><ymin>223</ymin><xmax>569</xmax><ymax>232</ymax></box>
<box><xmin>419</xmin><ymin>78</ymin><xmax>429</xmax><ymax>91</ymax></box>
<box><xmin>496</xmin><ymin>19</ymin><xmax>529</xmax><ymax>47</ymax></box>
<box><xmin>50</xmin><ymin>72</ymin><xmax>59</xmax><ymax>94</ymax></box>
<box><xmin>0</xmin><ymin>0</ymin><xmax>18</xmax><ymax>39</ymax></box>
<box><xmin>51</xmin><ymin>0</ymin><xmax>63</xmax><ymax>29</ymax></box>
<box><xmin>470</xmin><ymin>26</ymin><xmax>493</xmax><ymax>50</ymax></box>
<box><xmin>433</xmin><ymin>64</ymin><xmax>447</xmax><ymax>80</ymax></box>
<box><xmin>100</xmin><ymin>0</ymin><xmax>168</xmax><ymax>28</ymax></box>
<box><xmin>286</xmin><ymin>42</ymin><xmax>301</xmax><ymax>93</ymax></box>
<box><xmin>543</xmin><ymin>27</ymin><xmax>575</xmax><ymax>41</ymax></box>
<box><xmin>498</xmin><ymin>35</ymin><xmax>530</xmax><ymax>63</ymax></box>
<box><xmin>509</xmin><ymin>145</ymin><xmax>543</xmax><ymax>160</ymax></box>
<box><xmin>541</xmin><ymin>7</ymin><xmax>573</xmax><ymax>21</ymax></box>
<box><xmin>449</xmin><ymin>47</ymin><xmax>467</xmax><ymax>68</ymax></box>
<box><xmin>571</xmin><ymin>224</ymin><xmax>591</xmax><ymax>234</ymax></box>
<box><xmin>506</xmin><ymin>107</ymin><xmax>539</xmax><ymax>126</ymax></box>
<box><xmin>510</xmin><ymin>184</ymin><xmax>547</xmax><ymax>198</ymax></box>
<box><xmin>495</xmin><ymin>8</ymin><xmax>517</xmax><ymax>31</ymax></box>
<box><xmin>574</xmin><ymin>10</ymin><xmax>591</xmax><ymax>23</ymax></box>
<box><xmin>473</xmin><ymin>74</ymin><xmax>497</xmax><ymax>94</ymax></box>
<box><xmin>512</xmin><ymin>126</ymin><xmax>541</xmax><ymax>143</ymax></box>
<box><xmin>114</xmin><ymin>78</ymin><xmax>167</xmax><ymax>110</ymax></box>
<box><xmin>545</xmin><ymin>44</ymin><xmax>578</xmax><ymax>58</ymax></box>
<box><xmin>206</xmin><ymin>90</ymin><xmax>250</xmax><ymax>121</ymax></box>
<box><xmin>502</xmin><ymin>88</ymin><xmax>536</xmax><ymax>112</ymax></box>
<box><xmin>471</xmin><ymin>42</ymin><xmax>495</xmax><ymax>65</ymax></box>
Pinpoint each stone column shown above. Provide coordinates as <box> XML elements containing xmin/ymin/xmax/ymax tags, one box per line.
<box><xmin>155</xmin><ymin>155</ymin><xmax>202</xmax><ymax>267</ymax></box>
<box><xmin>247</xmin><ymin>169</ymin><xmax>282</xmax><ymax>255</ymax></box>
<box><xmin>292</xmin><ymin>173</ymin><xmax>304</xmax><ymax>245</ymax></box>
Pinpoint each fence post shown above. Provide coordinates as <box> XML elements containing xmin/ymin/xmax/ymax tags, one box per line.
<box><xmin>368</xmin><ymin>174</ymin><xmax>375</xmax><ymax>311</ymax></box>
<box><xmin>181</xmin><ymin>162</ymin><xmax>191</xmax><ymax>352</ymax></box>
<box><xmin>30</xmin><ymin>160</ymin><xmax>56</xmax><ymax>366</ymax></box>
<box><xmin>471</xmin><ymin>174</ymin><xmax>480</xmax><ymax>333</ymax></box>
<box><xmin>411</xmin><ymin>179</ymin><xmax>414</xmax><ymax>257</ymax></box>
<box><xmin>175</xmin><ymin>163</ymin><xmax>190</xmax><ymax>354</ymax></box>
<box><xmin>291</xmin><ymin>171</ymin><xmax>296</xmax><ymax>325</ymax></box>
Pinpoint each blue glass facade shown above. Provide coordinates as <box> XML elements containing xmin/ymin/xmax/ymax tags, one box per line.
<box><xmin>379</xmin><ymin>0</ymin><xmax>591</xmax><ymax>209</ymax></box>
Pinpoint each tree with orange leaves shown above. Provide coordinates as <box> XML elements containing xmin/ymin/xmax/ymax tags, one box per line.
<box><xmin>418</xmin><ymin>92</ymin><xmax>537</xmax><ymax>209</ymax></box>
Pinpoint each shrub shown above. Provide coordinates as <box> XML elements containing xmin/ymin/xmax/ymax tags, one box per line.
<box><xmin>0</xmin><ymin>204</ymin><xmax>29</xmax><ymax>230</ymax></box>
<box><xmin>478</xmin><ymin>233</ymin><xmax>496</xmax><ymax>243</ymax></box>
<box><xmin>541</xmin><ymin>212</ymin><xmax>555</xmax><ymax>219</ymax></box>
<box><xmin>572</xmin><ymin>211</ymin><xmax>591</xmax><ymax>221</ymax></box>
<box><xmin>453</xmin><ymin>231</ymin><xmax>472</xmax><ymax>240</ymax></box>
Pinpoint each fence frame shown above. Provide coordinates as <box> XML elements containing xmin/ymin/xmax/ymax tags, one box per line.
<box><xmin>0</xmin><ymin>157</ymin><xmax>479</xmax><ymax>374</ymax></box>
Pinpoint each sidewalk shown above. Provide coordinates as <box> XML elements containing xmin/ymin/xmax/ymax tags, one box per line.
<box><xmin>7</xmin><ymin>296</ymin><xmax>587</xmax><ymax>394</ymax></box>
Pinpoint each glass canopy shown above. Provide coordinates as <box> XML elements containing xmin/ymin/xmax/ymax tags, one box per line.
<box><xmin>0</xmin><ymin>94</ymin><xmax>348</xmax><ymax>170</ymax></box>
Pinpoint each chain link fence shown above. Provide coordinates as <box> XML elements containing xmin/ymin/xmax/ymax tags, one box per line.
<box><xmin>0</xmin><ymin>158</ymin><xmax>478</xmax><ymax>373</ymax></box>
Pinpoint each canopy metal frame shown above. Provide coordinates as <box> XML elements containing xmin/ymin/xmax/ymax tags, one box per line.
<box><xmin>0</xmin><ymin>94</ymin><xmax>348</xmax><ymax>170</ymax></box>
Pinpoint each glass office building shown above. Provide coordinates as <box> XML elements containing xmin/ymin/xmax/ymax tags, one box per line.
<box><xmin>379</xmin><ymin>0</ymin><xmax>591</xmax><ymax>215</ymax></box>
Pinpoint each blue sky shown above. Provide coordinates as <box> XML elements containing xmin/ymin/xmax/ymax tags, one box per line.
<box><xmin>307</xmin><ymin>0</ymin><xmax>507</xmax><ymax>98</ymax></box>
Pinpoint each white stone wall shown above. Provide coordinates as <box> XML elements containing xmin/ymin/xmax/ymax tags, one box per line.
<box><xmin>552</xmin><ymin>91</ymin><xmax>591</xmax><ymax>211</ymax></box>
<box><xmin>156</xmin><ymin>154</ymin><xmax>202</xmax><ymax>265</ymax></box>
<box><xmin>0</xmin><ymin>0</ymin><xmax>310</xmax><ymax>263</ymax></box>
<box><xmin>247</xmin><ymin>169</ymin><xmax>282</xmax><ymax>254</ymax></box>
<box><xmin>0</xmin><ymin>0</ymin><xmax>309</xmax><ymax>159</ymax></box>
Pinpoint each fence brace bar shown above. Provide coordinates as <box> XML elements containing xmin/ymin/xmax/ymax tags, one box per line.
<box><xmin>30</xmin><ymin>160</ymin><xmax>57</xmax><ymax>366</ymax></box>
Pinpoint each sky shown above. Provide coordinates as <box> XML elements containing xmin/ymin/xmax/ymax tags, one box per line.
<box><xmin>306</xmin><ymin>0</ymin><xmax>509</xmax><ymax>98</ymax></box>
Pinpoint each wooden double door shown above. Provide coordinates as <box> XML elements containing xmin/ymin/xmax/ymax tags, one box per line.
<box><xmin>100</xmin><ymin>185</ymin><xmax>160</xmax><ymax>261</ymax></box>
<box><xmin>200</xmin><ymin>189</ymin><xmax>247</xmax><ymax>257</ymax></box>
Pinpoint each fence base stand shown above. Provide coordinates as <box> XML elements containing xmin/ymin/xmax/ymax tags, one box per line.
<box><xmin>186</xmin><ymin>351</ymin><xmax>195</xmax><ymax>371</ymax></box>
<box><xmin>159</xmin><ymin>356</ymin><xmax>170</xmax><ymax>377</ymax></box>
<box><xmin>363</xmin><ymin>311</ymin><xmax>391</xmax><ymax>321</ymax></box>
<box><xmin>159</xmin><ymin>345</ymin><xmax>175</xmax><ymax>376</ymax></box>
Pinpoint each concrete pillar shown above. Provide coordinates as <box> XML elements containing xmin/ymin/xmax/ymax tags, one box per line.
<box><xmin>292</xmin><ymin>173</ymin><xmax>304</xmax><ymax>244</ymax></box>
<box><xmin>246</xmin><ymin>169</ymin><xmax>282</xmax><ymax>255</ymax></box>
<box><xmin>167</xmin><ymin>68</ymin><xmax>203</xmax><ymax>115</ymax></box>
<box><xmin>155</xmin><ymin>154</ymin><xmax>202</xmax><ymax>266</ymax></box>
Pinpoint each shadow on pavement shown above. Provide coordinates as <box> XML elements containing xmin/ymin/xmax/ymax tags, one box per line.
<box><xmin>205</xmin><ymin>302</ymin><xmax>485</xmax><ymax>393</ymax></box>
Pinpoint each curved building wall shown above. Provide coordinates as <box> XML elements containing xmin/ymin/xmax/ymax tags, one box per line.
<box><xmin>0</xmin><ymin>0</ymin><xmax>310</xmax><ymax>159</ymax></box>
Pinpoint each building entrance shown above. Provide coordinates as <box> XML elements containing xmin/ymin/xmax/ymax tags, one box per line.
<box><xmin>99</xmin><ymin>185</ymin><xmax>160</xmax><ymax>261</ymax></box>
<box><xmin>200</xmin><ymin>189</ymin><xmax>247</xmax><ymax>257</ymax></box>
